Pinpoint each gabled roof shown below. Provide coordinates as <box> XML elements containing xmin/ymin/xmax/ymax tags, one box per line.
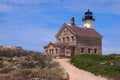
<box><xmin>44</xmin><ymin>42</ymin><xmax>57</xmax><ymax>48</ymax></box>
<box><xmin>55</xmin><ymin>23</ymin><xmax>74</xmax><ymax>38</ymax></box>
<box><xmin>55</xmin><ymin>23</ymin><xmax>102</xmax><ymax>38</ymax></box>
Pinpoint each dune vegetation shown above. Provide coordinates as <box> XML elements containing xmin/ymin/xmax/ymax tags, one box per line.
<box><xmin>70</xmin><ymin>54</ymin><xmax>120</xmax><ymax>80</ymax></box>
<box><xmin>0</xmin><ymin>46</ymin><xmax>69</xmax><ymax>80</ymax></box>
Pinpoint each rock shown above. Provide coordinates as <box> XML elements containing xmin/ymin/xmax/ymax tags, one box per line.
<box><xmin>62</xmin><ymin>70</ymin><xmax>69</xmax><ymax>80</ymax></box>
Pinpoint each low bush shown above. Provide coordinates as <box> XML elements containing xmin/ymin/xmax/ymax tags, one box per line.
<box><xmin>70</xmin><ymin>54</ymin><xmax>120</xmax><ymax>79</ymax></box>
<box><xmin>1</xmin><ymin>68</ymin><xmax>68</xmax><ymax>80</ymax></box>
<box><xmin>0</xmin><ymin>46</ymin><xmax>69</xmax><ymax>80</ymax></box>
<box><xmin>0</xmin><ymin>67</ymin><xmax>15</xmax><ymax>74</ymax></box>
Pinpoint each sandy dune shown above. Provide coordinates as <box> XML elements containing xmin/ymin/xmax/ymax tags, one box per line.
<box><xmin>56</xmin><ymin>59</ymin><xmax>108</xmax><ymax>80</ymax></box>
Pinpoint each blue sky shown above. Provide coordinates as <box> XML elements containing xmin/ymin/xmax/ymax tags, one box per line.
<box><xmin>0</xmin><ymin>0</ymin><xmax>120</xmax><ymax>54</ymax></box>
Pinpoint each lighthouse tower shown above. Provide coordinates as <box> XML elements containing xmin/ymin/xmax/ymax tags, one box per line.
<box><xmin>82</xmin><ymin>9</ymin><xmax>95</xmax><ymax>29</ymax></box>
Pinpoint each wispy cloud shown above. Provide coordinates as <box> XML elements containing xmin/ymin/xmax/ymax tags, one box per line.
<box><xmin>0</xmin><ymin>0</ymin><xmax>59</xmax><ymax>5</ymax></box>
<box><xmin>1</xmin><ymin>0</ymin><xmax>120</xmax><ymax>15</ymax></box>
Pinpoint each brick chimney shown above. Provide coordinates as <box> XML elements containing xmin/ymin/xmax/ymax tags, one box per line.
<box><xmin>70</xmin><ymin>17</ymin><xmax>75</xmax><ymax>25</ymax></box>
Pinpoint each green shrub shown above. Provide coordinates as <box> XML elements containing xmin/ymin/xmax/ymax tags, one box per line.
<box><xmin>71</xmin><ymin>54</ymin><xmax>120</xmax><ymax>78</ymax></box>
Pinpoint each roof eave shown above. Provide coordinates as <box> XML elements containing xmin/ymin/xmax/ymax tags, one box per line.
<box><xmin>55</xmin><ymin>23</ymin><xmax>67</xmax><ymax>38</ymax></box>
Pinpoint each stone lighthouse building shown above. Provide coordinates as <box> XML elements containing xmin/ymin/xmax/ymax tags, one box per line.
<box><xmin>44</xmin><ymin>10</ymin><xmax>102</xmax><ymax>57</ymax></box>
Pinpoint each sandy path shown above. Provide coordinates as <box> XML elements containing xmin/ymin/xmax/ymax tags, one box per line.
<box><xmin>56</xmin><ymin>59</ymin><xmax>107</xmax><ymax>80</ymax></box>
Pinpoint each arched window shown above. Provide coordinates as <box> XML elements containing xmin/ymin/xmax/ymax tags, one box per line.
<box><xmin>88</xmin><ymin>48</ymin><xmax>91</xmax><ymax>53</ymax></box>
<box><xmin>94</xmin><ymin>49</ymin><xmax>97</xmax><ymax>54</ymax></box>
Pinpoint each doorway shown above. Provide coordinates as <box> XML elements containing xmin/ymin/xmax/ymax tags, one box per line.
<box><xmin>71</xmin><ymin>47</ymin><xmax>75</xmax><ymax>57</ymax></box>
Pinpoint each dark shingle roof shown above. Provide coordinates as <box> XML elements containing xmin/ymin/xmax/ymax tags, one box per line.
<box><xmin>67</xmin><ymin>24</ymin><xmax>102</xmax><ymax>37</ymax></box>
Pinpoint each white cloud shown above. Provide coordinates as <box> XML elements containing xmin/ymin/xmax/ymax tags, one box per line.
<box><xmin>1</xmin><ymin>0</ymin><xmax>120</xmax><ymax>15</ymax></box>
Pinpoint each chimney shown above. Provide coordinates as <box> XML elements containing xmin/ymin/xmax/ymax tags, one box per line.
<box><xmin>70</xmin><ymin>17</ymin><xmax>75</xmax><ymax>25</ymax></box>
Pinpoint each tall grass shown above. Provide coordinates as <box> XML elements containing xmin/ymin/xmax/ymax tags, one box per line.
<box><xmin>0</xmin><ymin>46</ymin><xmax>69</xmax><ymax>80</ymax></box>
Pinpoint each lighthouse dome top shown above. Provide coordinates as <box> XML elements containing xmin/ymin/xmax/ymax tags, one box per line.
<box><xmin>85</xmin><ymin>9</ymin><xmax>93</xmax><ymax>14</ymax></box>
<box><xmin>82</xmin><ymin>9</ymin><xmax>95</xmax><ymax>21</ymax></box>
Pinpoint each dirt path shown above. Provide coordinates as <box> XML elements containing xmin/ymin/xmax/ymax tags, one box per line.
<box><xmin>56</xmin><ymin>59</ymin><xmax>107</xmax><ymax>80</ymax></box>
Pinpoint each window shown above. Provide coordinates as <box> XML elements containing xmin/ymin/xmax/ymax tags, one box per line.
<box><xmin>71</xmin><ymin>36</ymin><xmax>74</xmax><ymax>41</ymax></box>
<box><xmin>66</xmin><ymin>30</ymin><xmax>68</xmax><ymax>35</ymax></box>
<box><xmin>94</xmin><ymin>49</ymin><xmax>97</xmax><ymax>54</ymax></box>
<box><xmin>62</xmin><ymin>37</ymin><xmax>65</xmax><ymax>42</ymax></box>
<box><xmin>81</xmin><ymin>48</ymin><xmax>84</xmax><ymax>53</ymax></box>
<box><xmin>49</xmin><ymin>49</ymin><xmax>51</xmax><ymax>54</ymax></box>
<box><xmin>58</xmin><ymin>38</ymin><xmax>61</xmax><ymax>42</ymax></box>
<box><xmin>64</xmin><ymin>30</ymin><xmax>66</xmax><ymax>35</ymax></box>
<box><xmin>66</xmin><ymin>30</ymin><xmax>68</xmax><ymax>32</ymax></box>
<box><xmin>52</xmin><ymin>49</ymin><xmax>54</xmax><ymax>54</ymax></box>
<box><xmin>66</xmin><ymin>37</ymin><xmax>69</xmax><ymax>42</ymax></box>
<box><xmin>66</xmin><ymin>51</ymin><xmax>69</xmax><ymax>54</ymax></box>
<box><xmin>56</xmin><ymin>49</ymin><xmax>58</xmax><ymax>54</ymax></box>
<box><xmin>88</xmin><ymin>48</ymin><xmax>91</xmax><ymax>53</ymax></box>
